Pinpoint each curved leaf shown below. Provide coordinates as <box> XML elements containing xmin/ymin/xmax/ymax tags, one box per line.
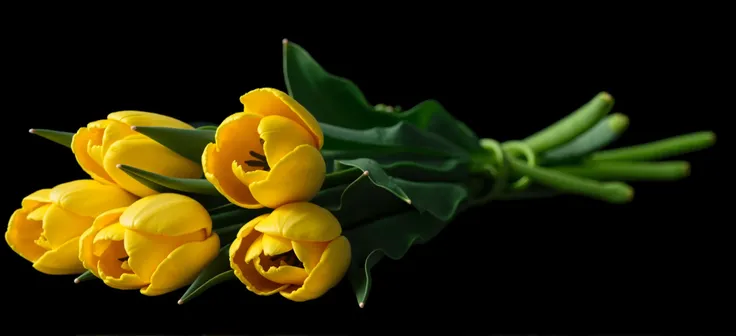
<box><xmin>179</xmin><ymin>244</ymin><xmax>237</xmax><ymax>304</ymax></box>
<box><xmin>345</xmin><ymin>211</ymin><xmax>449</xmax><ymax>307</ymax></box>
<box><xmin>29</xmin><ymin>129</ymin><xmax>74</xmax><ymax>148</ymax></box>
<box><xmin>118</xmin><ymin>164</ymin><xmax>220</xmax><ymax>196</ymax></box>
<box><xmin>131</xmin><ymin>126</ymin><xmax>214</xmax><ymax>164</ymax></box>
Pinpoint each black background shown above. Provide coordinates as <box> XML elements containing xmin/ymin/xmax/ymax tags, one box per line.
<box><xmin>3</xmin><ymin>11</ymin><xmax>730</xmax><ymax>335</ymax></box>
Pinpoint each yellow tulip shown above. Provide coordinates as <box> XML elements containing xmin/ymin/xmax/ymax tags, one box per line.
<box><xmin>79</xmin><ymin>193</ymin><xmax>220</xmax><ymax>296</ymax></box>
<box><xmin>229</xmin><ymin>202</ymin><xmax>351</xmax><ymax>302</ymax></box>
<box><xmin>5</xmin><ymin>180</ymin><xmax>138</xmax><ymax>275</ymax></box>
<box><xmin>71</xmin><ymin>111</ymin><xmax>202</xmax><ymax>198</ymax></box>
<box><xmin>203</xmin><ymin>88</ymin><xmax>326</xmax><ymax>209</ymax></box>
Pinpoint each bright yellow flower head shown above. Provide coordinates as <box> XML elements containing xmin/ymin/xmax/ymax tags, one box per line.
<box><xmin>203</xmin><ymin>88</ymin><xmax>326</xmax><ymax>209</ymax></box>
<box><xmin>229</xmin><ymin>202</ymin><xmax>351</xmax><ymax>302</ymax></box>
<box><xmin>71</xmin><ymin>111</ymin><xmax>203</xmax><ymax>198</ymax></box>
<box><xmin>79</xmin><ymin>193</ymin><xmax>220</xmax><ymax>296</ymax></box>
<box><xmin>5</xmin><ymin>180</ymin><xmax>138</xmax><ymax>275</ymax></box>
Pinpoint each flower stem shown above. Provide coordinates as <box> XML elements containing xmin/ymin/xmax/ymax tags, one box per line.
<box><xmin>523</xmin><ymin>92</ymin><xmax>614</xmax><ymax>154</ymax></box>
<box><xmin>552</xmin><ymin>161</ymin><xmax>691</xmax><ymax>181</ymax></box>
<box><xmin>590</xmin><ymin>131</ymin><xmax>716</xmax><ymax>161</ymax></box>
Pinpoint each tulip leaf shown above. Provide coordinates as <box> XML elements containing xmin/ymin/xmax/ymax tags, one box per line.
<box><xmin>29</xmin><ymin>129</ymin><xmax>74</xmax><ymax>148</ymax></box>
<box><xmin>131</xmin><ymin>126</ymin><xmax>214</xmax><ymax>164</ymax></box>
<box><xmin>283</xmin><ymin>40</ymin><xmax>480</xmax><ymax>152</ymax></box>
<box><xmin>322</xmin><ymin>159</ymin><xmax>471</xmax><ymax>190</ymax></box>
<box><xmin>179</xmin><ymin>244</ymin><xmax>237</xmax><ymax>304</ymax></box>
<box><xmin>336</xmin><ymin>158</ymin><xmax>470</xmax><ymax>222</ymax></box>
<box><xmin>344</xmin><ymin>210</ymin><xmax>450</xmax><ymax>307</ymax></box>
<box><xmin>210</xmin><ymin>207</ymin><xmax>270</xmax><ymax>230</ymax></box>
<box><xmin>118</xmin><ymin>164</ymin><xmax>220</xmax><ymax>196</ymax></box>
<box><xmin>74</xmin><ymin>270</ymin><xmax>98</xmax><ymax>283</ymax></box>
<box><xmin>197</xmin><ymin>125</ymin><xmax>218</xmax><ymax>131</ymax></box>
<box><xmin>213</xmin><ymin>223</ymin><xmax>245</xmax><ymax>246</ymax></box>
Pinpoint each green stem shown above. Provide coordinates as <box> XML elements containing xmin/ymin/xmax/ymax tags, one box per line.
<box><xmin>74</xmin><ymin>270</ymin><xmax>97</xmax><ymax>283</ymax></box>
<box><xmin>553</xmin><ymin>161</ymin><xmax>691</xmax><ymax>181</ymax></box>
<box><xmin>590</xmin><ymin>131</ymin><xmax>716</xmax><ymax>161</ymax></box>
<box><xmin>507</xmin><ymin>157</ymin><xmax>633</xmax><ymax>203</ymax></box>
<box><xmin>523</xmin><ymin>92</ymin><xmax>614</xmax><ymax>154</ymax></box>
<box><xmin>541</xmin><ymin>113</ymin><xmax>629</xmax><ymax>164</ymax></box>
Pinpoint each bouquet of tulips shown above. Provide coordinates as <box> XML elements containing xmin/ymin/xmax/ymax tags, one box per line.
<box><xmin>7</xmin><ymin>39</ymin><xmax>716</xmax><ymax>307</ymax></box>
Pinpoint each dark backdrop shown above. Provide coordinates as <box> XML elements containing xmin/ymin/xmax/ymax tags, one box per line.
<box><xmin>4</xmin><ymin>16</ymin><xmax>729</xmax><ymax>334</ymax></box>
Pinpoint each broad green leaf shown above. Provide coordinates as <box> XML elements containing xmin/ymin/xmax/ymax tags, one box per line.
<box><xmin>213</xmin><ymin>223</ymin><xmax>244</xmax><ymax>246</ymax></box>
<box><xmin>337</xmin><ymin>158</ymin><xmax>470</xmax><ymax>222</ymax></box>
<box><xmin>131</xmin><ymin>126</ymin><xmax>214</xmax><ymax>164</ymax></box>
<box><xmin>320</xmin><ymin>122</ymin><xmax>469</xmax><ymax>162</ymax></box>
<box><xmin>283</xmin><ymin>41</ymin><xmax>480</xmax><ymax>151</ymax></box>
<box><xmin>541</xmin><ymin>113</ymin><xmax>628</xmax><ymax>164</ymax></box>
<box><xmin>118</xmin><ymin>164</ymin><xmax>220</xmax><ymax>196</ymax></box>
<box><xmin>345</xmin><ymin>210</ymin><xmax>449</xmax><ymax>307</ymax></box>
<box><xmin>179</xmin><ymin>244</ymin><xmax>237</xmax><ymax>304</ymax></box>
<box><xmin>210</xmin><ymin>207</ymin><xmax>270</xmax><ymax>230</ymax></box>
<box><xmin>188</xmin><ymin>121</ymin><xmax>217</xmax><ymax>129</ymax></box>
<box><xmin>322</xmin><ymin>159</ymin><xmax>470</xmax><ymax>190</ymax></box>
<box><xmin>29</xmin><ymin>129</ymin><xmax>74</xmax><ymax>148</ymax></box>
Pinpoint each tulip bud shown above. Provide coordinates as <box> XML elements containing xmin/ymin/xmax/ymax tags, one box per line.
<box><xmin>5</xmin><ymin>180</ymin><xmax>138</xmax><ymax>275</ymax></box>
<box><xmin>203</xmin><ymin>88</ymin><xmax>326</xmax><ymax>209</ymax></box>
<box><xmin>79</xmin><ymin>193</ymin><xmax>220</xmax><ymax>296</ymax></box>
<box><xmin>229</xmin><ymin>202</ymin><xmax>351</xmax><ymax>302</ymax></box>
<box><xmin>71</xmin><ymin>111</ymin><xmax>202</xmax><ymax>198</ymax></box>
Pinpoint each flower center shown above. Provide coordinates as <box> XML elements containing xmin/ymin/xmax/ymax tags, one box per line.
<box><xmin>244</xmin><ymin>138</ymin><xmax>271</xmax><ymax>171</ymax></box>
<box><xmin>270</xmin><ymin>250</ymin><xmax>302</xmax><ymax>268</ymax></box>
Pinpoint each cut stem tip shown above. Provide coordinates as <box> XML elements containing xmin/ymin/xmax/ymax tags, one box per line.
<box><xmin>28</xmin><ymin>129</ymin><xmax>35</xmax><ymax>134</ymax></box>
<box><xmin>362</xmin><ymin>171</ymin><xmax>370</xmax><ymax>176</ymax></box>
<box><xmin>116</xmin><ymin>164</ymin><xmax>122</xmax><ymax>169</ymax></box>
<box><xmin>177</xmin><ymin>299</ymin><xmax>184</xmax><ymax>305</ymax></box>
<box><xmin>359</xmin><ymin>302</ymin><xmax>365</xmax><ymax>308</ymax></box>
<box><xmin>282</xmin><ymin>38</ymin><xmax>288</xmax><ymax>45</ymax></box>
<box><xmin>73</xmin><ymin>278</ymin><xmax>80</xmax><ymax>284</ymax></box>
<box><xmin>130</xmin><ymin>126</ymin><xmax>137</xmax><ymax>131</ymax></box>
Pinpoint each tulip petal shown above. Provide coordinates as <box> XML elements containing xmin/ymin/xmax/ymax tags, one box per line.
<box><xmin>96</xmin><ymin>239</ymin><xmax>129</xmax><ymax>279</ymax></box>
<box><xmin>94</xmin><ymin>222</ymin><xmax>126</xmax><ymax>243</ymax></box>
<box><xmin>26</xmin><ymin>204</ymin><xmax>51</xmax><ymax>221</ymax></box>
<box><xmin>104</xmin><ymin>136</ymin><xmax>202</xmax><ymax>197</ymax></box>
<box><xmin>254</xmin><ymin>255</ymin><xmax>308</xmax><ymax>285</ymax></box>
<box><xmin>248</xmin><ymin>145</ymin><xmax>326</xmax><ymax>209</ymax></box>
<box><xmin>50</xmin><ymin>180</ymin><xmax>138</xmax><ymax>218</ymax></box>
<box><xmin>229</xmin><ymin>220</ymin><xmax>288</xmax><ymax>295</ymax></box>
<box><xmin>108</xmin><ymin>111</ymin><xmax>194</xmax><ymax>129</ymax></box>
<box><xmin>261</xmin><ymin>234</ymin><xmax>293</xmax><ymax>256</ymax></box>
<box><xmin>119</xmin><ymin>193</ymin><xmax>212</xmax><ymax>236</ymax></box>
<box><xmin>79</xmin><ymin>208</ymin><xmax>126</xmax><ymax>277</ymax></box>
<box><xmin>71</xmin><ymin>126</ymin><xmax>116</xmax><ymax>185</ymax></box>
<box><xmin>20</xmin><ymin>189</ymin><xmax>51</xmax><ymax>210</ymax></box>
<box><xmin>99</xmin><ymin>264</ymin><xmax>148</xmax><ymax>290</ymax></box>
<box><xmin>101</xmin><ymin>119</ymin><xmax>136</xmax><ymax>154</ymax></box>
<box><xmin>292</xmin><ymin>241</ymin><xmax>328</xmax><ymax>274</ymax></box>
<box><xmin>254</xmin><ymin>202</ymin><xmax>341</xmax><ymax>242</ymax></box>
<box><xmin>233</xmin><ymin>166</ymin><xmax>268</xmax><ymax>186</ymax></box>
<box><xmin>240</xmin><ymin>88</ymin><xmax>324</xmax><ymax>148</ymax></box>
<box><xmin>125</xmin><ymin>228</ymin><xmax>206</xmax><ymax>283</ymax></box>
<box><xmin>140</xmin><ymin>233</ymin><xmax>220</xmax><ymax>296</ymax></box>
<box><xmin>245</xmin><ymin>234</ymin><xmax>264</xmax><ymax>263</ymax></box>
<box><xmin>32</xmin><ymin>237</ymin><xmax>86</xmax><ymax>275</ymax></box>
<box><xmin>42</xmin><ymin>204</ymin><xmax>93</xmax><ymax>249</ymax></box>
<box><xmin>280</xmin><ymin>236</ymin><xmax>352</xmax><ymax>302</ymax></box>
<box><xmin>202</xmin><ymin>112</ymin><xmax>264</xmax><ymax>209</ymax></box>
<box><xmin>258</xmin><ymin>115</ymin><xmax>316</xmax><ymax>167</ymax></box>
<box><xmin>6</xmin><ymin>209</ymin><xmax>46</xmax><ymax>263</ymax></box>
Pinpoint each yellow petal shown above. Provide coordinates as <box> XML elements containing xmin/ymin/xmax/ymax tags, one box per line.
<box><xmin>108</xmin><ymin>110</ymin><xmax>194</xmax><ymax>129</ymax></box>
<box><xmin>50</xmin><ymin>179</ymin><xmax>138</xmax><ymax>218</ymax></box>
<box><xmin>101</xmin><ymin>119</ymin><xmax>136</xmax><ymax>155</ymax></box>
<box><xmin>42</xmin><ymin>204</ymin><xmax>93</xmax><ymax>249</ymax></box>
<box><xmin>119</xmin><ymin>193</ymin><xmax>212</xmax><ymax>236</ymax></box>
<box><xmin>79</xmin><ymin>208</ymin><xmax>126</xmax><ymax>277</ymax></box>
<box><xmin>245</xmin><ymin>234</ymin><xmax>264</xmax><ymax>263</ymax></box>
<box><xmin>94</xmin><ymin>222</ymin><xmax>126</xmax><ymax>243</ymax></box>
<box><xmin>6</xmin><ymin>209</ymin><xmax>46</xmax><ymax>263</ymax></box>
<box><xmin>280</xmin><ymin>236</ymin><xmax>351</xmax><ymax>302</ymax></box>
<box><xmin>99</xmin><ymin>263</ymin><xmax>148</xmax><ymax>290</ymax></box>
<box><xmin>103</xmin><ymin>136</ymin><xmax>202</xmax><ymax>197</ymax></box>
<box><xmin>232</xmin><ymin>166</ymin><xmax>268</xmax><ymax>187</ymax></box>
<box><xmin>240</xmin><ymin>88</ymin><xmax>324</xmax><ymax>149</ymax></box>
<box><xmin>26</xmin><ymin>204</ymin><xmax>51</xmax><ymax>221</ymax></box>
<box><xmin>258</xmin><ymin>115</ymin><xmax>316</xmax><ymax>167</ymax></box>
<box><xmin>71</xmin><ymin>126</ymin><xmax>116</xmax><ymax>185</ymax></box>
<box><xmin>249</xmin><ymin>145</ymin><xmax>326</xmax><ymax>208</ymax></box>
<box><xmin>254</xmin><ymin>202</ymin><xmax>341</xmax><ymax>242</ymax></box>
<box><xmin>21</xmin><ymin>189</ymin><xmax>51</xmax><ymax>210</ymax></box>
<box><xmin>229</xmin><ymin>219</ymin><xmax>288</xmax><ymax>295</ymax></box>
<box><xmin>32</xmin><ymin>237</ymin><xmax>86</xmax><ymax>275</ymax></box>
<box><xmin>202</xmin><ymin>112</ymin><xmax>264</xmax><ymax>209</ymax></box>
<box><xmin>261</xmin><ymin>234</ymin><xmax>293</xmax><ymax>256</ymax></box>
<box><xmin>141</xmin><ymin>233</ymin><xmax>220</xmax><ymax>296</ymax></box>
<box><xmin>254</xmin><ymin>255</ymin><xmax>308</xmax><ymax>285</ymax></box>
<box><xmin>96</xmin><ymin>239</ymin><xmax>129</xmax><ymax>279</ymax></box>
<box><xmin>292</xmin><ymin>241</ymin><xmax>328</xmax><ymax>274</ymax></box>
<box><xmin>125</xmin><ymin>227</ymin><xmax>207</xmax><ymax>282</ymax></box>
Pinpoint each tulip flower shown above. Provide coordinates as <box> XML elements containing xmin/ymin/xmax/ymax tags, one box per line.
<box><xmin>203</xmin><ymin>88</ymin><xmax>326</xmax><ymax>209</ymax></box>
<box><xmin>5</xmin><ymin>180</ymin><xmax>138</xmax><ymax>275</ymax></box>
<box><xmin>79</xmin><ymin>193</ymin><xmax>220</xmax><ymax>296</ymax></box>
<box><xmin>71</xmin><ymin>111</ymin><xmax>203</xmax><ymax>198</ymax></box>
<box><xmin>229</xmin><ymin>202</ymin><xmax>351</xmax><ymax>302</ymax></box>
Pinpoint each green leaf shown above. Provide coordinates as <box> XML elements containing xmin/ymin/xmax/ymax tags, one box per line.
<box><xmin>345</xmin><ymin>210</ymin><xmax>449</xmax><ymax>307</ymax></box>
<box><xmin>131</xmin><ymin>126</ymin><xmax>214</xmax><ymax>164</ymax></box>
<box><xmin>282</xmin><ymin>40</ymin><xmax>480</xmax><ymax>151</ymax></box>
<box><xmin>178</xmin><ymin>244</ymin><xmax>237</xmax><ymax>304</ymax></box>
<box><xmin>210</xmin><ymin>207</ymin><xmax>271</xmax><ymax>230</ymax></box>
<box><xmin>118</xmin><ymin>164</ymin><xmax>220</xmax><ymax>196</ymax></box>
<box><xmin>197</xmin><ymin>125</ymin><xmax>218</xmax><ymax>131</ymax></box>
<box><xmin>74</xmin><ymin>270</ymin><xmax>97</xmax><ymax>283</ymax></box>
<box><xmin>213</xmin><ymin>223</ymin><xmax>244</xmax><ymax>246</ymax></box>
<box><xmin>29</xmin><ymin>129</ymin><xmax>74</xmax><ymax>148</ymax></box>
<box><xmin>322</xmin><ymin>159</ymin><xmax>471</xmax><ymax>190</ymax></box>
<box><xmin>336</xmin><ymin>158</ymin><xmax>469</xmax><ymax>222</ymax></box>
